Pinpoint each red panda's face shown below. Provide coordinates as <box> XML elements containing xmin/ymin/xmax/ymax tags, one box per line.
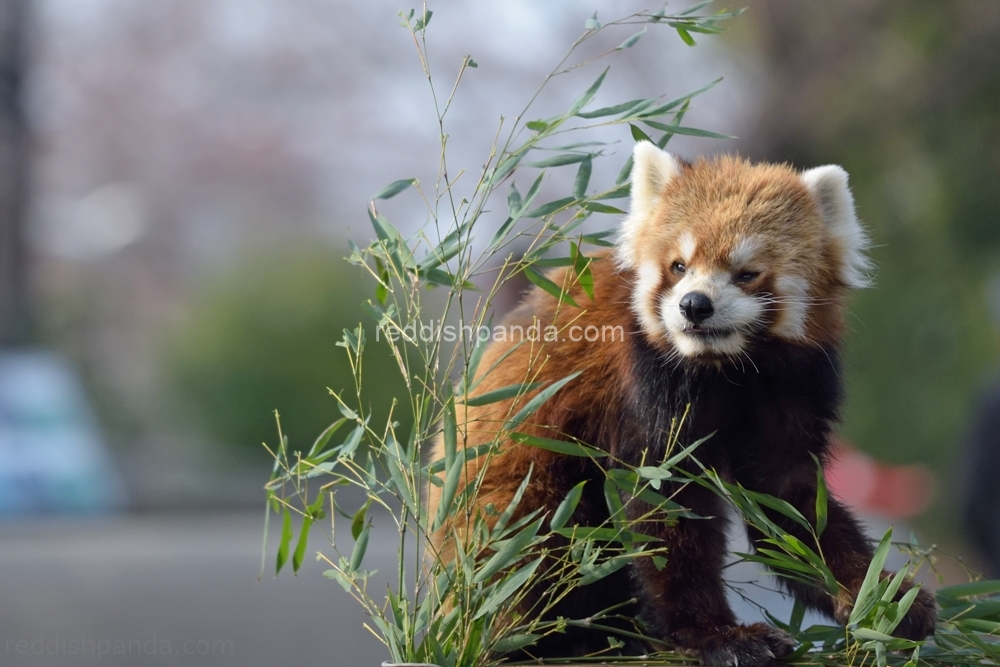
<box><xmin>619</xmin><ymin>144</ymin><xmax>870</xmax><ymax>360</ymax></box>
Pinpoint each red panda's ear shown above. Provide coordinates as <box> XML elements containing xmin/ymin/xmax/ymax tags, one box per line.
<box><xmin>801</xmin><ymin>165</ymin><xmax>873</xmax><ymax>288</ymax></box>
<box><xmin>618</xmin><ymin>141</ymin><xmax>682</xmax><ymax>268</ymax></box>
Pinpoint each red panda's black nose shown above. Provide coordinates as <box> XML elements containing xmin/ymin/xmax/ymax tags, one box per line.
<box><xmin>680</xmin><ymin>292</ymin><xmax>714</xmax><ymax>324</ymax></box>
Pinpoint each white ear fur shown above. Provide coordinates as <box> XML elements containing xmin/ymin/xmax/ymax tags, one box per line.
<box><xmin>618</xmin><ymin>141</ymin><xmax>682</xmax><ymax>268</ymax></box>
<box><xmin>800</xmin><ymin>165</ymin><xmax>873</xmax><ymax>288</ymax></box>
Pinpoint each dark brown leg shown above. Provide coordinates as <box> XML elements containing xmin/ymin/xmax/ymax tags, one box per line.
<box><xmin>745</xmin><ymin>476</ymin><xmax>936</xmax><ymax>640</ymax></box>
<box><xmin>627</xmin><ymin>484</ymin><xmax>795</xmax><ymax>666</ymax></box>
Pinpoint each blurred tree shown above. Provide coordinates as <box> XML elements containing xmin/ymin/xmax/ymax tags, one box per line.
<box><xmin>0</xmin><ymin>0</ymin><xmax>30</xmax><ymax>345</ymax></box>
<box><xmin>729</xmin><ymin>1</ymin><xmax>1000</xmax><ymax>522</ymax></box>
<box><xmin>163</xmin><ymin>242</ymin><xmax>409</xmax><ymax>456</ymax></box>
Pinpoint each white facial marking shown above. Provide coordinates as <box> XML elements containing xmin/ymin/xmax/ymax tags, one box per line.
<box><xmin>771</xmin><ymin>275</ymin><xmax>810</xmax><ymax>340</ymax></box>
<box><xmin>631</xmin><ymin>262</ymin><xmax>666</xmax><ymax>339</ymax></box>
<box><xmin>660</xmin><ymin>267</ymin><xmax>764</xmax><ymax>357</ymax></box>
<box><xmin>729</xmin><ymin>236</ymin><xmax>762</xmax><ymax>268</ymax></box>
<box><xmin>678</xmin><ymin>231</ymin><xmax>697</xmax><ymax>264</ymax></box>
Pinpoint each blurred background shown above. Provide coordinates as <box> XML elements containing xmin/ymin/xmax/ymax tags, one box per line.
<box><xmin>2</xmin><ymin>0</ymin><xmax>999</xmax><ymax>664</ymax></box>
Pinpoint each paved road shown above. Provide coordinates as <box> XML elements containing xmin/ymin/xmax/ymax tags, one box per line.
<box><xmin>0</xmin><ymin>511</ymin><xmax>390</xmax><ymax>667</ymax></box>
<box><xmin>0</xmin><ymin>510</ymin><xmax>843</xmax><ymax>667</ymax></box>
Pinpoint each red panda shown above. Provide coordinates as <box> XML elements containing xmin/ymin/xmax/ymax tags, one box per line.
<box><xmin>427</xmin><ymin>142</ymin><xmax>937</xmax><ymax>666</ymax></box>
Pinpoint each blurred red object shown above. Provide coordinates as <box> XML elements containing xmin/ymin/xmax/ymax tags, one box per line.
<box><xmin>824</xmin><ymin>438</ymin><xmax>934</xmax><ymax>519</ymax></box>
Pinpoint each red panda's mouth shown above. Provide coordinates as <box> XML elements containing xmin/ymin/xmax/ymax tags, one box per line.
<box><xmin>682</xmin><ymin>324</ymin><xmax>736</xmax><ymax>339</ymax></box>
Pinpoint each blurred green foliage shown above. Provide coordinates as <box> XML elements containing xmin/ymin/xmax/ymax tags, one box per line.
<box><xmin>731</xmin><ymin>1</ymin><xmax>1000</xmax><ymax>527</ymax></box>
<box><xmin>163</xmin><ymin>242</ymin><xmax>407</xmax><ymax>456</ymax></box>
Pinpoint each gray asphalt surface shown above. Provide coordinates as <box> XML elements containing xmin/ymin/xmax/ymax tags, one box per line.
<box><xmin>0</xmin><ymin>511</ymin><xmax>389</xmax><ymax>667</ymax></box>
<box><xmin>0</xmin><ymin>510</ymin><xmax>839</xmax><ymax>667</ymax></box>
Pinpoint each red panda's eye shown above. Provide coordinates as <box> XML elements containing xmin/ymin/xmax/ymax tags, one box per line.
<box><xmin>734</xmin><ymin>271</ymin><xmax>760</xmax><ymax>284</ymax></box>
<box><xmin>671</xmin><ymin>261</ymin><xmax>686</xmax><ymax>275</ymax></box>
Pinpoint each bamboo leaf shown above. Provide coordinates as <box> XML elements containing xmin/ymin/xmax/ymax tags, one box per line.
<box><xmin>850</xmin><ymin>528</ymin><xmax>894</xmax><ymax>626</ymax></box>
<box><xmin>568</xmin><ymin>67</ymin><xmax>609</xmax><ymax>116</ymax></box>
<box><xmin>576</xmin><ymin>98</ymin><xmax>653</xmax><ymax>119</ymax></box>
<box><xmin>374</xmin><ymin>178</ymin><xmax>416</xmax><ymax>200</ymax></box>
<box><xmin>465</xmin><ymin>382</ymin><xmax>543</xmax><ymax>407</ymax></box>
<box><xmin>473</xmin><ymin>556</ymin><xmax>543</xmax><ymax>620</ymax></box>
<box><xmin>292</xmin><ymin>515</ymin><xmax>312</xmax><ymax>573</ymax></box>
<box><xmin>581</xmin><ymin>201</ymin><xmax>626</xmax><ymax>215</ymax></box>
<box><xmin>475</xmin><ymin>518</ymin><xmax>542</xmax><ymax>583</ymax></box>
<box><xmin>527</xmin><ymin>153</ymin><xmax>591</xmax><ymax>168</ymax></box>
<box><xmin>276</xmin><ymin>507</ymin><xmax>293</xmax><ymax>575</ymax></box>
<box><xmin>523</xmin><ymin>196</ymin><xmax>576</xmax><ymax>218</ymax></box>
<box><xmin>812</xmin><ymin>453</ymin><xmax>829</xmax><ymax>537</ymax></box>
<box><xmin>551</xmin><ymin>480</ymin><xmax>587</xmax><ymax>530</ymax></box>
<box><xmin>307</xmin><ymin>418</ymin><xmax>348</xmax><ymax>459</ymax></box>
<box><xmin>629</xmin><ymin>123</ymin><xmax>654</xmax><ymax>144</ymax></box>
<box><xmin>617</xmin><ymin>27</ymin><xmax>646</xmax><ymax>50</ymax></box>
<box><xmin>493</xmin><ymin>634</ymin><xmax>540</xmax><ymax>653</ymax></box>
<box><xmin>642</xmin><ymin>119</ymin><xmax>735</xmax><ymax>139</ymax></box>
<box><xmin>937</xmin><ymin>580</ymin><xmax>1000</xmax><ymax>599</ymax></box>
<box><xmin>675</xmin><ymin>26</ymin><xmax>696</xmax><ymax>46</ymax></box>
<box><xmin>573</xmin><ymin>157</ymin><xmax>593</xmax><ymax>199</ymax></box>
<box><xmin>502</xmin><ymin>371</ymin><xmax>581</xmax><ymax>432</ymax></box>
<box><xmin>523</xmin><ymin>266</ymin><xmax>579</xmax><ymax>307</ymax></box>
<box><xmin>349</xmin><ymin>523</ymin><xmax>370</xmax><ymax>571</ymax></box>
<box><xmin>511</xmin><ymin>432</ymin><xmax>606</xmax><ymax>458</ymax></box>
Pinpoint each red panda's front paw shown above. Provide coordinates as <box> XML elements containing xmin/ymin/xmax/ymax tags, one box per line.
<box><xmin>675</xmin><ymin>623</ymin><xmax>796</xmax><ymax>667</ymax></box>
<box><xmin>892</xmin><ymin>586</ymin><xmax>937</xmax><ymax>641</ymax></box>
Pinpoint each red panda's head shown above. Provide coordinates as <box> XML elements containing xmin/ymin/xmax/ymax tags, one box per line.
<box><xmin>617</xmin><ymin>142</ymin><xmax>871</xmax><ymax>359</ymax></box>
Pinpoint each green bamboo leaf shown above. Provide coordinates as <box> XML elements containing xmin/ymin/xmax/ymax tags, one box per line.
<box><xmin>491</xmin><ymin>152</ymin><xmax>523</xmax><ymax>185</ymax></box>
<box><xmin>629</xmin><ymin>123</ymin><xmax>654</xmax><ymax>144</ymax></box>
<box><xmin>473</xmin><ymin>556</ymin><xmax>543</xmax><ymax>620</ymax></box>
<box><xmin>573</xmin><ymin>157</ymin><xmax>593</xmax><ymax>199</ymax></box>
<box><xmin>307</xmin><ymin>418</ymin><xmax>348</xmax><ymax>459</ymax></box>
<box><xmin>349</xmin><ymin>523</ymin><xmax>370</xmax><ymax>571</ymax></box>
<box><xmin>523</xmin><ymin>266</ymin><xmax>579</xmax><ymax>307</ymax></box>
<box><xmin>276</xmin><ymin>507</ymin><xmax>293</xmax><ymax>575</ymax></box>
<box><xmin>425</xmin><ymin>443</ymin><xmax>492</xmax><ymax>476</ymax></box>
<box><xmin>554</xmin><ymin>526</ymin><xmax>660</xmax><ymax>543</ymax></box>
<box><xmin>502</xmin><ymin>371</ymin><xmax>581</xmax><ymax>432</ymax></box>
<box><xmin>507</xmin><ymin>182</ymin><xmax>522</xmax><ymax>215</ymax></box>
<box><xmin>339</xmin><ymin>425</ymin><xmax>365</xmax><ymax>458</ymax></box>
<box><xmin>603</xmin><ymin>477</ymin><xmax>626</xmax><ymax>532</ymax></box>
<box><xmin>475</xmin><ymin>518</ymin><xmax>542</xmax><ymax>583</ymax></box>
<box><xmin>465</xmin><ymin>382</ymin><xmax>543</xmax><ymax>407</ymax></box>
<box><xmin>937</xmin><ymin>580</ymin><xmax>1000</xmax><ymax>599</ymax></box>
<box><xmin>551</xmin><ymin>480</ymin><xmax>587</xmax><ymax>531</ymax></box>
<box><xmin>581</xmin><ymin>201</ymin><xmax>626</xmax><ymax>215</ymax></box>
<box><xmin>576</xmin><ymin>98</ymin><xmax>653</xmax><ymax>119</ymax></box>
<box><xmin>511</xmin><ymin>432</ymin><xmax>606</xmax><ymax>458</ymax></box>
<box><xmin>526</xmin><ymin>120</ymin><xmax>549</xmax><ymax>132</ymax></box>
<box><xmin>580</xmin><ymin>554</ymin><xmax>634</xmax><ymax>585</ymax></box>
<box><xmin>351</xmin><ymin>499</ymin><xmax>371</xmax><ymax>540</ymax></box>
<box><xmin>615</xmin><ymin>155</ymin><xmax>634</xmax><ymax>185</ymax></box>
<box><xmin>412</xmin><ymin>7</ymin><xmax>433</xmax><ymax>30</ymax></box>
<box><xmin>850</xmin><ymin>528</ymin><xmax>894</xmax><ymax>626</ymax></box>
<box><xmin>291</xmin><ymin>516</ymin><xmax>312</xmax><ymax>573</ymax></box>
<box><xmin>678</xmin><ymin>0</ymin><xmax>713</xmax><ymax>16</ymax></box>
<box><xmin>374</xmin><ymin>178</ymin><xmax>416</xmax><ymax>200</ymax></box>
<box><xmin>527</xmin><ymin>153</ymin><xmax>591</xmax><ymax>168</ymax></box>
<box><xmin>492</xmin><ymin>634</ymin><xmax>540</xmax><ymax>653</ymax></box>
<box><xmin>675</xmin><ymin>26</ymin><xmax>696</xmax><ymax>46</ymax></box>
<box><xmin>633</xmin><ymin>78</ymin><xmax>723</xmax><ymax>120</ymax></box>
<box><xmin>642</xmin><ymin>119</ymin><xmax>735</xmax><ymax>139</ymax></box>
<box><xmin>523</xmin><ymin>196</ymin><xmax>576</xmax><ymax>218</ymax></box>
<box><xmin>812</xmin><ymin>453</ymin><xmax>829</xmax><ymax>537</ymax></box>
<box><xmin>491</xmin><ymin>465</ymin><xmax>533</xmax><ymax>538</ymax></box>
<box><xmin>617</xmin><ymin>27</ymin><xmax>646</xmax><ymax>50</ymax></box>
<box><xmin>568</xmin><ymin>67</ymin><xmax>609</xmax><ymax>116</ymax></box>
